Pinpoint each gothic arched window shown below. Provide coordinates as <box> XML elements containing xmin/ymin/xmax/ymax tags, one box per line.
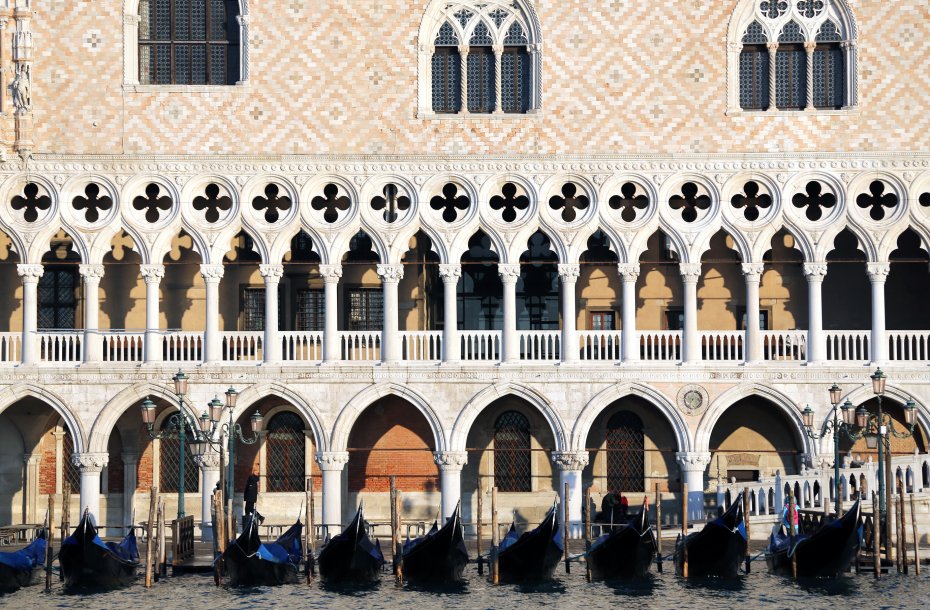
<box><xmin>775</xmin><ymin>21</ymin><xmax>806</xmax><ymax>110</ymax></box>
<box><xmin>605</xmin><ymin>411</ymin><xmax>645</xmax><ymax>492</ymax></box>
<box><xmin>266</xmin><ymin>412</ymin><xmax>306</xmax><ymax>492</ymax></box>
<box><xmin>432</xmin><ymin>22</ymin><xmax>461</xmax><ymax>113</ymax></box>
<box><xmin>739</xmin><ymin>21</ymin><xmax>770</xmax><ymax>110</ymax></box>
<box><xmin>159</xmin><ymin>418</ymin><xmax>199</xmax><ymax>493</ymax></box>
<box><xmin>813</xmin><ymin>21</ymin><xmax>844</xmax><ymax>109</ymax></box>
<box><xmin>494</xmin><ymin>410</ymin><xmax>531</xmax><ymax>492</ymax></box>
<box><xmin>138</xmin><ymin>0</ymin><xmax>241</xmax><ymax>85</ymax></box>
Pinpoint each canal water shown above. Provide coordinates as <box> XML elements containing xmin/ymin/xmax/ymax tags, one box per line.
<box><xmin>5</xmin><ymin>568</ymin><xmax>930</xmax><ymax>609</ymax></box>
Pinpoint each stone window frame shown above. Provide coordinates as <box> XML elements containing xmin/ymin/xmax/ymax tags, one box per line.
<box><xmin>417</xmin><ymin>0</ymin><xmax>543</xmax><ymax>119</ymax></box>
<box><xmin>726</xmin><ymin>0</ymin><xmax>858</xmax><ymax>116</ymax></box>
<box><xmin>122</xmin><ymin>0</ymin><xmax>250</xmax><ymax>91</ymax></box>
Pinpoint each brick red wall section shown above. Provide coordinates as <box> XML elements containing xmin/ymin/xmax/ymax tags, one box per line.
<box><xmin>39</xmin><ymin>431</ymin><xmax>56</xmax><ymax>495</ymax></box>
<box><xmin>348</xmin><ymin>397</ymin><xmax>438</xmax><ymax>493</ymax></box>
<box><xmin>137</xmin><ymin>424</ymin><xmax>154</xmax><ymax>491</ymax></box>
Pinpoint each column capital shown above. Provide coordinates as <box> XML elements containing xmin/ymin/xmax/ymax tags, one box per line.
<box><xmin>319</xmin><ymin>264</ymin><xmax>343</xmax><ymax>282</ymax></box>
<box><xmin>433</xmin><ymin>451</ymin><xmax>468</xmax><ymax>471</ymax></box>
<box><xmin>79</xmin><ymin>264</ymin><xmax>105</xmax><ymax>280</ymax></box>
<box><xmin>557</xmin><ymin>263</ymin><xmax>580</xmax><ymax>283</ymax></box>
<box><xmin>804</xmin><ymin>40</ymin><xmax>817</xmax><ymax>53</ymax></box>
<box><xmin>17</xmin><ymin>263</ymin><xmax>43</xmax><ymax>281</ymax></box>
<box><xmin>140</xmin><ymin>264</ymin><xmax>165</xmax><ymax>283</ymax></box>
<box><xmin>551</xmin><ymin>450</ymin><xmax>590</xmax><ymax>472</ymax></box>
<box><xmin>259</xmin><ymin>263</ymin><xmax>284</xmax><ymax>280</ymax></box>
<box><xmin>675</xmin><ymin>451</ymin><xmax>711</xmax><ymax>472</ymax></box>
<box><xmin>766</xmin><ymin>42</ymin><xmax>779</xmax><ymax>53</ymax></box>
<box><xmin>193</xmin><ymin>450</ymin><xmax>222</xmax><ymax>470</ymax></box>
<box><xmin>200</xmin><ymin>263</ymin><xmax>225</xmax><ymax>282</ymax></box>
<box><xmin>376</xmin><ymin>263</ymin><xmax>404</xmax><ymax>283</ymax></box>
<box><xmin>315</xmin><ymin>451</ymin><xmax>349</xmax><ymax>471</ymax></box>
<box><xmin>438</xmin><ymin>263</ymin><xmax>462</xmax><ymax>281</ymax></box>
<box><xmin>71</xmin><ymin>452</ymin><xmax>109</xmax><ymax>473</ymax></box>
<box><xmin>617</xmin><ymin>262</ymin><xmax>640</xmax><ymax>281</ymax></box>
<box><xmin>457</xmin><ymin>43</ymin><xmax>469</xmax><ymax>55</ymax></box>
<box><xmin>498</xmin><ymin>263</ymin><xmax>521</xmax><ymax>283</ymax></box>
<box><xmin>802</xmin><ymin>262</ymin><xmax>828</xmax><ymax>279</ymax></box>
<box><xmin>866</xmin><ymin>261</ymin><xmax>890</xmax><ymax>281</ymax></box>
<box><xmin>120</xmin><ymin>452</ymin><xmax>139</xmax><ymax>466</ymax></box>
<box><xmin>123</xmin><ymin>14</ymin><xmax>141</xmax><ymax>26</ymax></box>
<box><xmin>741</xmin><ymin>262</ymin><xmax>765</xmax><ymax>279</ymax></box>
<box><xmin>679</xmin><ymin>262</ymin><xmax>702</xmax><ymax>282</ymax></box>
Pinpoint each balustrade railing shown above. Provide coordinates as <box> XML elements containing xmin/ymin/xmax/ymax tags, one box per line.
<box><xmin>578</xmin><ymin>330</ymin><xmax>622</xmax><ymax>362</ymax></box>
<box><xmin>826</xmin><ymin>331</ymin><xmax>870</xmax><ymax>363</ymax></box>
<box><xmin>102</xmin><ymin>331</ymin><xmax>145</xmax><ymax>362</ymax></box>
<box><xmin>0</xmin><ymin>332</ymin><xmax>21</xmax><ymax>362</ymax></box>
<box><xmin>519</xmin><ymin>330</ymin><xmax>560</xmax><ymax>361</ymax></box>
<box><xmin>340</xmin><ymin>331</ymin><xmax>381</xmax><ymax>361</ymax></box>
<box><xmin>460</xmin><ymin>331</ymin><xmax>500</xmax><ymax>361</ymax></box>
<box><xmin>39</xmin><ymin>332</ymin><xmax>82</xmax><ymax>363</ymax></box>
<box><xmin>163</xmin><ymin>332</ymin><xmax>203</xmax><ymax>362</ymax></box>
<box><xmin>222</xmin><ymin>331</ymin><xmax>263</xmax><ymax>362</ymax></box>
<box><xmin>762</xmin><ymin>330</ymin><xmax>807</xmax><ymax>361</ymax></box>
<box><xmin>401</xmin><ymin>331</ymin><xmax>442</xmax><ymax>362</ymax></box>
<box><xmin>700</xmin><ymin>331</ymin><xmax>743</xmax><ymax>361</ymax></box>
<box><xmin>639</xmin><ymin>331</ymin><xmax>681</xmax><ymax>362</ymax></box>
<box><xmin>281</xmin><ymin>331</ymin><xmax>323</xmax><ymax>361</ymax></box>
<box><xmin>888</xmin><ymin>331</ymin><xmax>930</xmax><ymax>362</ymax></box>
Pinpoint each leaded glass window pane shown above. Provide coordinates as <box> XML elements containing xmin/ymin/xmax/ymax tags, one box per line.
<box><xmin>38</xmin><ymin>268</ymin><xmax>77</xmax><ymax>329</ymax></box>
<box><xmin>192</xmin><ymin>44</ymin><xmax>207</xmax><ymax>84</ymax></box>
<box><xmin>155</xmin><ymin>0</ymin><xmax>171</xmax><ymax>40</ymax></box>
<box><xmin>605</xmin><ymin>411</ymin><xmax>645</xmax><ymax>492</ymax></box>
<box><xmin>296</xmin><ymin>289</ymin><xmax>324</xmax><ymax>332</ymax></box>
<box><xmin>210</xmin><ymin>45</ymin><xmax>227</xmax><ymax>84</ymax></box>
<box><xmin>434</xmin><ymin>21</ymin><xmax>459</xmax><ymax>46</ymax></box>
<box><xmin>501</xmin><ymin>47</ymin><xmax>529</xmax><ymax>113</ymax></box>
<box><xmin>778</xmin><ymin>20</ymin><xmax>805</xmax><ymax>43</ymax></box>
<box><xmin>140</xmin><ymin>0</ymin><xmax>152</xmax><ymax>39</ymax></box>
<box><xmin>159</xmin><ymin>419</ymin><xmax>199</xmax><ymax>494</ymax></box>
<box><xmin>469</xmin><ymin>21</ymin><xmax>493</xmax><ymax>45</ymax></box>
<box><xmin>775</xmin><ymin>47</ymin><xmax>806</xmax><ymax>110</ymax></box>
<box><xmin>348</xmin><ymin>288</ymin><xmax>383</xmax><ymax>331</ymax></box>
<box><xmin>175</xmin><ymin>45</ymin><xmax>191</xmax><ymax>84</ymax></box>
<box><xmin>739</xmin><ymin>47</ymin><xmax>769</xmax><ymax>110</ymax></box>
<box><xmin>816</xmin><ymin>21</ymin><xmax>841</xmax><ymax>43</ymax></box>
<box><xmin>210</xmin><ymin>0</ymin><xmax>227</xmax><ymax>39</ymax></box>
<box><xmin>813</xmin><ymin>44</ymin><xmax>843</xmax><ymax>109</ymax></box>
<box><xmin>242</xmin><ymin>287</ymin><xmax>264</xmax><ymax>331</ymax></box>
<box><xmin>175</xmin><ymin>0</ymin><xmax>190</xmax><ymax>40</ymax></box>
<box><xmin>191</xmin><ymin>0</ymin><xmax>207</xmax><ymax>40</ymax></box>
<box><xmin>742</xmin><ymin>21</ymin><xmax>767</xmax><ymax>44</ymax></box>
<box><xmin>494</xmin><ymin>411</ymin><xmax>531</xmax><ymax>492</ymax></box>
<box><xmin>432</xmin><ymin>47</ymin><xmax>461</xmax><ymax>113</ymax></box>
<box><xmin>467</xmin><ymin>47</ymin><xmax>494</xmax><ymax>114</ymax></box>
<box><xmin>267</xmin><ymin>412</ymin><xmax>305</xmax><ymax>493</ymax></box>
<box><xmin>504</xmin><ymin>22</ymin><xmax>528</xmax><ymax>45</ymax></box>
<box><xmin>62</xmin><ymin>430</ymin><xmax>81</xmax><ymax>495</ymax></box>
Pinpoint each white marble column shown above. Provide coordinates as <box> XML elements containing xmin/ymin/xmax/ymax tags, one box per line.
<box><xmin>73</xmin><ymin>452</ymin><xmax>109</xmax><ymax>520</ymax></box>
<box><xmin>195</xmin><ymin>451</ymin><xmax>221</xmax><ymax>541</ymax></box>
<box><xmin>319</xmin><ymin>264</ymin><xmax>342</xmax><ymax>363</ymax></box>
<box><xmin>552</xmin><ymin>451</ymin><xmax>589</xmax><ymax>537</ymax></box>
<box><xmin>377</xmin><ymin>264</ymin><xmax>404</xmax><ymax>363</ymax></box>
<box><xmin>121</xmin><ymin>452</ymin><xmax>138</xmax><ymax>533</ymax></box>
<box><xmin>803</xmin><ymin>262</ymin><xmax>828</xmax><ymax>363</ymax></box>
<box><xmin>200</xmin><ymin>264</ymin><xmax>224</xmax><ymax>363</ymax></box>
<box><xmin>458</xmin><ymin>44</ymin><xmax>469</xmax><ymax>115</ymax></box>
<box><xmin>260</xmin><ymin>264</ymin><xmax>283</xmax><ymax>364</ymax></box>
<box><xmin>742</xmin><ymin>263</ymin><xmax>764</xmax><ymax>364</ymax></box>
<box><xmin>679</xmin><ymin>263</ymin><xmax>702</xmax><ymax>363</ymax></box>
<box><xmin>434</xmin><ymin>451</ymin><xmax>468</xmax><ymax>521</ymax></box>
<box><xmin>17</xmin><ymin>263</ymin><xmax>42</xmax><ymax>365</ymax></box>
<box><xmin>439</xmin><ymin>264</ymin><xmax>461</xmax><ymax>363</ymax></box>
<box><xmin>499</xmin><ymin>263</ymin><xmax>521</xmax><ymax>363</ymax></box>
<box><xmin>492</xmin><ymin>44</ymin><xmax>503</xmax><ymax>113</ymax></box>
<box><xmin>79</xmin><ymin>265</ymin><xmax>105</xmax><ymax>363</ymax></box>
<box><xmin>618</xmin><ymin>263</ymin><xmax>640</xmax><ymax>362</ymax></box>
<box><xmin>676</xmin><ymin>452</ymin><xmax>711</xmax><ymax>522</ymax></box>
<box><xmin>767</xmin><ymin>42</ymin><xmax>778</xmax><ymax>111</ymax></box>
<box><xmin>558</xmin><ymin>264</ymin><xmax>580</xmax><ymax>363</ymax></box>
<box><xmin>867</xmin><ymin>262</ymin><xmax>890</xmax><ymax>364</ymax></box>
<box><xmin>24</xmin><ymin>453</ymin><xmax>39</xmax><ymax>523</ymax></box>
<box><xmin>804</xmin><ymin>41</ymin><xmax>816</xmax><ymax>111</ymax></box>
<box><xmin>316</xmin><ymin>452</ymin><xmax>349</xmax><ymax>538</ymax></box>
<box><xmin>140</xmin><ymin>264</ymin><xmax>165</xmax><ymax>363</ymax></box>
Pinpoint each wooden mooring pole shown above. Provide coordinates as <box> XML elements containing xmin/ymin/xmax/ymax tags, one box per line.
<box><xmin>390</xmin><ymin>476</ymin><xmax>403</xmax><ymax>585</ymax></box>
<box><xmin>872</xmin><ymin>493</ymin><xmax>881</xmax><ymax>578</ymax></box>
<box><xmin>213</xmin><ymin>489</ymin><xmax>223</xmax><ymax>587</ymax></box>
<box><xmin>476</xmin><ymin>477</ymin><xmax>484</xmax><ymax>576</ymax></box>
<box><xmin>61</xmin><ymin>483</ymin><xmax>71</xmax><ymax>543</ymax></box>
<box><xmin>743</xmin><ymin>487</ymin><xmax>751</xmax><ymax>574</ymax></box>
<box><xmin>145</xmin><ymin>486</ymin><xmax>157</xmax><ymax>588</ymax></box>
<box><xmin>491</xmin><ymin>486</ymin><xmax>499</xmax><ymax>585</ymax></box>
<box><xmin>44</xmin><ymin>494</ymin><xmax>54</xmax><ymax>592</ymax></box>
<box><xmin>898</xmin><ymin>482</ymin><xmax>907</xmax><ymax>574</ymax></box>
<box><xmin>681</xmin><ymin>482</ymin><xmax>688</xmax><ymax>578</ymax></box>
<box><xmin>563</xmin><ymin>482</ymin><xmax>571</xmax><ymax>574</ymax></box>
<box><xmin>157</xmin><ymin>497</ymin><xmax>166</xmax><ymax>579</ymax></box>
<box><xmin>788</xmin><ymin>487</ymin><xmax>797</xmax><ymax>579</ymax></box>
<box><xmin>583</xmin><ymin>486</ymin><xmax>592</xmax><ymax>582</ymax></box>
<box><xmin>305</xmin><ymin>477</ymin><xmax>314</xmax><ymax>583</ymax></box>
<box><xmin>911</xmin><ymin>493</ymin><xmax>921</xmax><ymax>576</ymax></box>
<box><xmin>655</xmin><ymin>483</ymin><xmax>663</xmax><ymax>573</ymax></box>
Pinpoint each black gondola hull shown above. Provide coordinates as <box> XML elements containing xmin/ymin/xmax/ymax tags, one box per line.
<box><xmin>675</xmin><ymin>498</ymin><xmax>747</xmax><ymax>578</ymax></box>
<box><xmin>59</xmin><ymin>542</ymin><xmax>137</xmax><ymax>590</ymax></box>
<box><xmin>402</xmin><ymin>513</ymin><xmax>468</xmax><ymax>583</ymax></box>
<box><xmin>497</xmin><ymin>511</ymin><xmax>562</xmax><ymax>583</ymax></box>
<box><xmin>222</xmin><ymin>546</ymin><xmax>299</xmax><ymax>586</ymax></box>
<box><xmin>765</xmin><ymin>502</ymin><xmax>861</xmax><ymax>578</ymax></box>
<box><xmin>317</xmin><ymin>537</ymin><xmax>383</xmax><ymax>583</ymax></box>
<box><xmin>0</xmin><ymin>564</ymin><xmax>40</xmax><ymax>593</ymax></box>
<box><xmin>586</xmin><ymin>524</ymin><xmax>656</xmax><ymax>580</ymax></box>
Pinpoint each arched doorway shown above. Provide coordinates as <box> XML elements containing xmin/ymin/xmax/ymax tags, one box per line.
<box><xmin>493</xmin><ymin>411</ymin><xmax>531</xmax><ymax>492</ymax></box>
<box><xmin>605</xmin><ymin>411</ymin><xmax>645</xmax><ymax>492</ymax></box>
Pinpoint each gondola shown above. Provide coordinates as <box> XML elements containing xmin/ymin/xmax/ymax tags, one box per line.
<box><xmin>59</xmin><ymin>511</ymin><xmax>139</xmax><ymax>590</ymax></box>
<box><xmin>674</xmin><ymin>493</ymin><xmax>747</xmax><ymax>578</ymax></box>
<box><xmin>222</xmin><ymin>512</ymin><xmax>303</xmax><ymax>586</ymax></box>
<box><xmin>317</xmin><ymin>505</ymin><xmax>384</xmax><ymax>583</ymax></box>
<box><xmin>496</xmin><ymin>503</ymin><xmax>563</xmax><ymax>583</ymax></box>
<box><xmin>401</xmin><ymin>502</ymin><xmax>468</xmax><ymax>583</ymax></box>
<box><xmin>0</xmin><ymin>530</ymin><xmax>47</xmax><ymax>593</ymax></box>
<box><xmin>764</xmin><ymin>500</ymin><xmax>862</xmax><ymax>578</ymax></box>
<box><xmin>586</xmin><ymin>497</ymin><xmax>656</xmax><ymax>580</ymax></box>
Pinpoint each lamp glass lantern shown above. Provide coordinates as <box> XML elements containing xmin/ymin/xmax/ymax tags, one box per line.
<box><xmin>828</xmin><ymin>383</ymin><xmax>842</xmax><ymax>406</ymax></box>
<box><xmin>904</xmin><ymin>398</ymin><xmax>917</xmax><ymax>426</ymax></box>
<box><xmin>173</xmin><ymin>370</ymin><xmax>189</xmax><ymax>396</ymax></box>
<box><xmin>864</xmin><ymin>433</ymin><xmax>878</xmax><ymax>450</ymax></box>
<box><xmin>801</xmin><ymin>404</ymin><xmax>814</xmax><ymax>430</ymax></box>
<box><xmin>250</xmin><ymin>410</ymin><xmax>263</xmax><ymax>435</ymax></box>
<box><xmin>856</xmin><ymin>405</ymin><xmax>869</xmax><ymax>430</ymax></box>
<box><xmin>189</xmin><ymin>438</ymin><xmax>208</xmax><ymax>458</ymax></box>
<box><xmin>871</xmin><ymin>368</ymin><xmax>886</xmax><ymax>396</ymax></box>
<box><xmin>225</xmin><ymin>387</ymin><xmax>238</xmax><ymax>409</ymax></box>
<box><xmin>841</xmin><ymin>399</ymin><xmax>855</xmax><ymax>426</ymax></box>
<box><xmin>209</xmin><ymin>396</ymin><xmax>224</xmax><ymax>424</ymax></box>
<box><xmin>141</xmin><ymin>397</ymin><xmax>157</xmax><ymax>427</ymax></box>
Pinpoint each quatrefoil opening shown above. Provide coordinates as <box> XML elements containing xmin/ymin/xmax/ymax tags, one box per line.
<box><xmin>489</xmin><ymin>183</ymin><xmax>530</xmax><ymax>223</ymax></box>
<box><xmin>669</xmin><ymin>182</ymin><xmax>711</xmax><ymax>223</ymax></box>
<box><xmin>311</xmin><ymin>184</ymin><xmax>351</xmax><ymax>224</ymax></box>
<box><xmin>791</xmin><ymin>181</ymin><xmax>836</xmax><ymax>222</ymax></box>
<box><xmin>11</xmin><ymin>183</ymin><xmax>52</xmax><ymax>223</ymax></box>
<box><xmin>252</xmin><ymin>184</ymin><xmax>292</xmax><ymax>224</ymax></box>
<box><xmin>855</xmin><ymin>181</ymin><xmax>897</xmax><ymax>222</ymax></box>
<box><xmin>132</xmin><ymin>183</ymin><xmax>172</xmax><ymax>224</ymax></box>
<box><xmin>370</xmin><ymin>184</ymin><xmax>410</xmax><ymax>224</ymax></box>
<box><xmin>548</xmin><ymin>183</ymin><xmax>589</xmax><ymax>223</ymax></box>
<box><xmin>72</xmin><ymin>184</ymin><xmax>113</xmax><ymax>224</ymax></box>
<box><xmin>193</xmin><ymin>183</ymin><xmax>233</xmax><ymax>224</ymax></box>
<box><xmin>430</xmin><ymin>183</ymin><xmax>470</xmax><ymax>223</ymax></box>
<box><xmin>608</xmin><ymin>182</ymin><xmax>649</xmax><ymax>223</ymax></box>
<box><xmin>730</xmin><ymin>181</ymin><xmax>772</xmax><ymax>222</ymax></box>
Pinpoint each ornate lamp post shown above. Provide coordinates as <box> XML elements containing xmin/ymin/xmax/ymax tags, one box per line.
<box><xmin>801</xmin><ymin>381</ymin><xmax>845</xmax><ymax>514</ymax></box>
<box><xmin>141</xmin><ymin>370</ymin><xmax>193</xmax><ymax>518</ymax></box>
<box><xmin>212</xmin><ymin>387</ymin><xmax>262</xmax><ymax>503</ymax></box>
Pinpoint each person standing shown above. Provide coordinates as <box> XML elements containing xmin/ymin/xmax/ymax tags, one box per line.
<box><xmin>244</xmin><ymin>465</ymin><xmax>260</xmax><ymax>518</ymax></box>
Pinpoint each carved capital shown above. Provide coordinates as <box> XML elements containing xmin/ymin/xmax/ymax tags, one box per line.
<box><xmin>120</xmin><ymin>452</ymin><xmax>139</xmax><ymax>467</ymax></box>
<box><xmin>71</xmin><ymin>452</ymin><xmax>109</xmax><ymax>473</ymax></box>
<box><xmin>551</xmin><ymin>450</ymin><xmax>589</xmax><ymax>472</ymax></box>
<box><xmin>79</xmin><ymin>264</ymin><xmax>105</xmax><ymax>281</ymax></box>
<box><xmin>679</xmin><ymin>262</ymin><xmax>702</xmax><ymax>281</ymax></box>
<box><xmin>557</xmin><ymin>263</ymin><xmax>580</xmax><ymax>283</ymax></box>
<box><xmin>194</xmin><ymin>451</ymin><xmax>222</xmax><ymax>470</ymax></box>
<box><xmin>433</xmin><ymin>451</ymin><xmax>468</xmax><ymax>471</ymax></box>
<box><xmin>319</xmin><ymin>264</ymin><xmax>343</xmax><ymax>282</ymax></box>
<box><xmin>457</xmin><ymin>44</ymin><xmax>469</xmax><ymax>55</ymax></box>
<box><xmin>492</xmin><ymin>44</ymin><xmax>503</xmax><ymax>56</ymax></box>
<box><xmin>741</xmin><ymin>262</ymin><xmax>765</xmax><ymax>279</ymax></box>
<box><xmin>17</xmin><ymin>263</ymin><xmax>43</xmax><ymax>282</ymax></box>
<box><xmin>376</xmin><ymin>263</ymin><xmax>404</xmax><ymax>283</ymax></box>
<box><xmin>675</xmin><ymin>451</ymin><xmax>712</xmax><ymax>472</ymax></box>
<box><xmin>438</xmin><ymin>263</ymin><xmax>462</xmax><ymax>282</ymax></box>
<box><xmin>802</xmin><ymin>262</ymin><xmax>828</xmax><ymax>280</ymax></box>
<box><xmin>498</xmin><ymin>263</ymin><xmax>521</xmax><ymax>283</ymax></box>
<box><xmin>123</xmin><ymin>14</ymin><xmax>141</xmax><ymax>26</ymax></box>
<box><xmin>200</xmin><ymin>263</ymin><xmax>225</xmax><ymax>282</ymax></box>
<box><xmin>140</xmin><ymin>264</ymin><xmax>165</xmax><ymax>284</ymax></box>
<box><xmin>236</xmin><ymin>15</ymin><xmax>250</xmax><ymax>27</ymax></box>
<box><xmin>726</xmin><ymin>41</ymin><xmax>742</xmax><ymax>53</ymax></box>
<box><xmin>315</xmin><ymin>451</ymin><xmax>349</xmax><ymax>471</ymax></box>
<box><xmin>866</xmin><ymin>262</ymin><xmax>890</xmax><ymax>281</ymax></box>
<box><xmin>617</xmin><ymin>263</ymin><xmax>640</xmax><ymax>282</ymax></box>
<box><xmin>766</xmin><ymin>42</ymin><xmax>779</xmax><ymax>54</ymax></box>
<box><xmin>259</xmin><ymin>264</ymin><xmax>284</xmax><ymax>281</ymax></box>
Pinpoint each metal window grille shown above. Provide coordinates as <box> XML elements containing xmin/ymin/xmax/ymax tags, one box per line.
<box><xmin>347</xmin><ymin>288</ymin><xmax>383</xmax><ymax>331</ymax></box>
<box><xmin>494</xmin><ymin>411</ymin><xmax>531</xmax><ymax>492</ymax></box>
<box><xmin>159</xmin><ymin>420</ymin><xmax>200</xmax><ymax>493</ymax></box>
<box><xmin>501</xmin><ymin>47</ymin><xmax>529</xmax><ymax>113</ymax></box>
<box><xmin>739</xmin><ymin>47</ymin><xmax>769</xmax><ymax>110</ymax></box>
<box><xmin>241</xmin><ymin>287</ymin><xmax>264</xmax><ymax>331</ymax></box>
<box><xmin>605</xmin><ymin>411</ymin><xmax>645</xmax><ymax>492</ymax></box>
<box><xmin>139</xmin><ymin>0</ymin><xmax>236</xmax><ymax>85</ymax></box>
<box><xmin>296</xmin><ymin>289</ymin><xmax>325</xmax><ymax>331</ymax></box>
<box><xmin>62</xmin><ymin>430</ymin><xmax>81</xmax><ymax>494</ymax></box>
<box><xmin>812</xmin><ymin>44</ymin><xmax>843</xmax><ymax>109</ymax></box>
<box><xmin>266</xmin><ymin>412</ymin><xmax>305</xmax><ymax>492</ymax></box>
<box><xmin>38</xmin><ymin>267</ymin><xmax>77</xmax><ymax>329</ymax></box>
<box><xmin>467</xmin><ymin>46</ymin><xmax>494</xmax><ymax>113</ymax></box>
<box><xmin>775</xmin><ymin>46</ymin><xmax>806</xmax><ymax>110</ymax></box>
<box><xmin>432</xmin><ymin>47</ymin><xmax>461</xmax><ymax>113</ymax></box>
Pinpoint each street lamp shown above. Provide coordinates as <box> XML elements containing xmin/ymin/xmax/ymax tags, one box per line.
<box><xmin>800</xmin><ymin>381</ymin><xmax>846</xmax><ymax>514</ymax></box>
